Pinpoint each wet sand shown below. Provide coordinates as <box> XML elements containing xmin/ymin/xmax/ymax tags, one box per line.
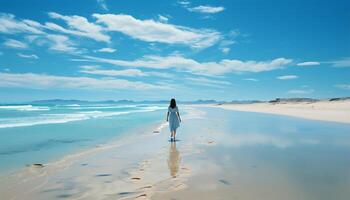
<box><xmin>1</xmin><ymin>106</ymin><xmax>350</xmax><ymax>200</ymax></box>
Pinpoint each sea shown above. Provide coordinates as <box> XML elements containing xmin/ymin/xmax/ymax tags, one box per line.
<box><xmin>0</xmin><ymin>102</ymin><xmax>168</xmax><ymax>175</ymax></box>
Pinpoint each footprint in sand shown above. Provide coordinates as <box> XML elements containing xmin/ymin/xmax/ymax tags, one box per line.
<box><xmin>219</xmin><ymin>179</ymin><xmax>231</xmax><ymax>185</ymax></box>
<box><xmin>139</xmin><ymin>160</ymin><xmax>150</xmax><ymax>171</ymax></box>
<box><xmin>27</xmin><ymin>163</ymin><xmax>45</xmax><ymax>168</ymax></box>
<box><xmin>96</xmin><ymin>173</ymin><xmax>112</xmax><ymax>177</ymax></box>
<box><xmin>117</xmin><ymin>191</ymin><xmax>136</xmax><ymax>196</ymax></box>
<box><xmin>135</xmin><ymin>194</ymin><xmax>147</xmax><ymax>199</ymax></box>
<box><xmin>181</xmin><ymin>167</ymin><xmax>191</xmax><ymax>171</ymax></box>
<box><xmin>139</xmin><ymin>185</ymin><xmax>152</xmax><ymax>189</ymax></box>
<box><xmin>56</xmin><ymin>194</ymin><xmax>72</xmax><ymax>198</ymax></box>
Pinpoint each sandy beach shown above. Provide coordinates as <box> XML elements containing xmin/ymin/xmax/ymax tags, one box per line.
<box><xmin>1</xmin><ymin>0</ymin><xmax>349</xmax><ymax>199</ymax></box>
<box><xmin>213</xmin><ymin>99</ymin><xmax>350</xmax><ymax>124</ymax></box>
<box><xmin>1</xmin><ymin>105</ymin><xmax>350</xmax><ymax>200</ymax></box>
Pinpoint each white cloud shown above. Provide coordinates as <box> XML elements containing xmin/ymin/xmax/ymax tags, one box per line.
<box><xmin>82</xmin><ymin>55</ymin><xmax>292</xmax><ymax>75</ymax></box>
<box><xmin>17</xmin><ymin>53</ymin><xmax>39</xmax><ymax>59</ymax></box>
<box><xmin>243</xmin><ymin>78</ymin><xmax>258</xmax><ymax>82</ymax></box>
<box><xmin>335</xmin><ymin>84</ymin><xmax>350</xmax><ymax>90</ymax></box>
<box><xmin>0</xmin><ymin>72</ymin><xmax>166</xmax><ymax>90</ymax></box>
<box><xmin>219</xmin><ymin>40</ymin><xmax>235</xmax><ymax>54</ymax></box>
<box><xmin>146</xmin><ymin>71</ymin><xmax>174</xmax><ymax>78</ymax></box>
<box><xmin>1</xmin><ymin>12</ymin><xmax>110</xmax><ymax>44</ymax></box>
<box><xmin>25</xmin><ymin>35</ymin><xmax>40</xmax><ymax>43</ymax></box>
<box><xmin>80</xmin><ymin>66</ymin><xmax>147</xmax><ymax>77</ymax></box>
<box><xmin>158</xmin><ymin>15</ymin><xmax>169</xmax><ymax>23</ymax></box>
<box><xmin>331</xmin><ymin>57</ymin><xmax>350</xmax><ymax>67</ymax></box>
<box><xmin>0</xmin><ymin>13</ymin><xmax>44</xmax><ymax>34</ymax></box>
<box><xmin>178</xmin><ymin>1</ymin><xmax>190</xmax><ymax>6</ymax></box>
<box><xmin>277</xmin><ymin>75</ymin><xmax>298</xmax><ymax>80</ymax></box>
<box><xmin>229</xmin><ymin>30</ymin><xmax>240</xmax><ymax>37</ymax></box>
<box><xmin>297</xmin><ymin>61</ymin><xmax>320</xmax><ymax>66</ymax></box>
<box><xmin>220</xmin><ymin>40</ymin><xmax>235</xmax><ymax>46</ymax></box>
<box><xmin>220</xmin><ymin>133</ymin><xmax>293</xmax><ymax>148</ymax></box>
<box><xmin>80</xmin><ymin>65</ymin><xmax>173</xmax><ymax>78</ymax></box>
<box><xmin>96</xmin><ymin>47</ymin><xmax>116</xmax><ymax>53</ymax></box>
<box><xmin>93</xmin><ymin>13</ymin><xmax>221</xmax><ymax>48</ymax></box>
<box><xmin>186</xmin><ymin>77</ymin><xmax>232</xmax><ymax>88</ymax></box>
<box><xmin>97</xmin><ymin>0</ymin><xmax>108</xmax><ymax>11</ymax></box>
<box><xmin>3</xmin><ymin>39</ymin><xmax>28</xmax><ymax>49</ymax></box>
<box><xmin>46</xmin><ymin>34</ymin><xmax>77</xmax><ymax>52</ymax></box>
<box><xmin>188</xmin><ymin>5</ymin><xmax>225</xmax><ymax>14</ymax></box>
<box><xmin>220</xmin><ymin>47</ymin><xmax>230</xmax><ymax>54</ymax></box>
<box><xmin>1</xmin><ymin>12</ymin><xmax>222</xmax><ymax>50</ymax></box>
<box><xmin>21</xmin><ymin>34</ymin><xmax>80</xmax><ymax>54</ymax></box>
<box><xmin>287</xmin><ymin>89</ymin><xmax>314</xmax><ymax>94</ymax></box>
<box><xmin>47</xmin><ymin>12</ymin><xmax>110</xmax><ymax>43</ymax></box>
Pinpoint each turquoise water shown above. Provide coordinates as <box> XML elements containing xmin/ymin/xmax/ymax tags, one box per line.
<box><xmin>0</xmin><ymin>103</ymin><xmax>167</xmax><ymax>175</ymax></box>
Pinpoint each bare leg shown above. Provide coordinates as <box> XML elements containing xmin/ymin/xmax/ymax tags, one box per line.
<box><xmin>173</xmin><ymin>129</ymin><xmax>177</xmax><ymax>140</ymax></box>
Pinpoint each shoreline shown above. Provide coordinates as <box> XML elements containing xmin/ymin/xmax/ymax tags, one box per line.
<box><xmin>0</xmin><ymin>106</ymin><xmax>203</xmax><ymax>199</ymax></box>
<box><xmin>0</xmin><ymin>116</ymin><xmax>166</xmax><ymax>178</ymax></box>
<box><xmin>0</xmin><ymin>117</ymin><xmax>167</xmax><ymax>177</ymax></box>
<box><xmin>212</xmin><ymin>100</ymin><xmax>350</xmax><ymax>124</ymax></box>
<box><xmin>1</xmin><ymin>106</ymin><xmax>349</xmax><ymax>199</ymax></box>
<box><xmin>0</xmin><ymin>119</ymin><xmax>169</xmax><ymax>199</ymax></box>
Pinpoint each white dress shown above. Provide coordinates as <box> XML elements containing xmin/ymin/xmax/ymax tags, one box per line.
<box><xmin>168</xmin><ymin>106</ymin><xmax>180</xmax><ymax>132</ymax></box>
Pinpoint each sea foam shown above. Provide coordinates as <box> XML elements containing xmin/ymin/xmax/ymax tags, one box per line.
<box><xmin>0</xmin><ymin>105</ymin><xmax>49</xmax><ymax>111</ymax></box>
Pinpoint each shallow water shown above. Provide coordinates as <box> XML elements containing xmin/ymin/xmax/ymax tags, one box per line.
<box><xmin>0</xmin><ymin>103</ymin><xmax>167</xmax><ymax>174</ymax></box>
<box><xmin>155</xmin><ymin>107</ymin><xmax>350</xmax><ymax>200</ymax></box>
<box><xmin>1</xmin><ymin>105</ymin><xmax>350</xmax><ymax>199</ymax></box>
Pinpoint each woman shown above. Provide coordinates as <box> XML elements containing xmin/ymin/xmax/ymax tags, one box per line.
<box><xmin>166</xmin><ymin>98</ymin><xmax>181</xmax><ymax>141</ymax></box>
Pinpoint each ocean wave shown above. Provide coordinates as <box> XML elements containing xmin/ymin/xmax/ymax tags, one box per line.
<box><xmin>0</xmin><ymin>114</ymin><xmax>87</xmax><ymax>128</ymax></box>
<box><xmin>66</xmin><ymin>105</ymin><xmax>138</xmax><ymax>110</ymax></box>
<box><xmin>138</xmin><ymin>106</ymin><xmax>167</xmax><ymax>113</ymax></box>
<box><xmin>0</xmin><ymin>108</ymin><xmax>163</xmax><ymax>128</ymax></box>
<box><xmin>0</xmin><ymin>105</ymin><xmax>50</xmax><ymax>111</ymax></box>
<box><xmin>64</xmin><ymin>104</ymin><xmax>81</xmax><ymax>107</ymax></box>
<box><xmin>140</xmin><ymin>106</ymin><xmax>167</xmax><ymax>111</ymax></box>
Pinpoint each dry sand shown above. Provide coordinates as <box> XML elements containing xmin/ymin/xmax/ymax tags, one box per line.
<box><xmin>214</xmin><ymin>100</ymin><xmax>350</xmax><ymax>124</ymax></box>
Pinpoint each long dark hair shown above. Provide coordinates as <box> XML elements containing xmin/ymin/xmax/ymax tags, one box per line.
<box><xmin>169</xmin><ymin>98</ymin><xmax>176</xmax><ymax>109</ymax></box>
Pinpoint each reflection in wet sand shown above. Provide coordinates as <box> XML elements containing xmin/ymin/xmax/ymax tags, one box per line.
<box><xmin>167</xmin><ymin>141</ymin><xmax>180</xmax><ymax>178</ymax></box>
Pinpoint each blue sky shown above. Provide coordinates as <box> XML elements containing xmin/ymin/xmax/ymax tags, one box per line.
<box><xmin>0</xmin><ymin>0</ymin><xmax>349</xmax><ymax>102</ymax></box>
